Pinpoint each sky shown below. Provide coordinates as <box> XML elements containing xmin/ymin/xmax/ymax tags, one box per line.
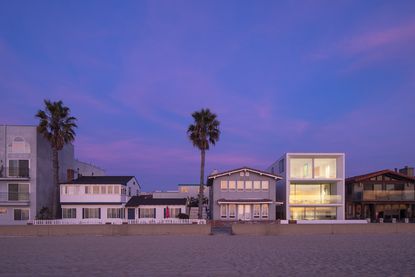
<box><xmin>0</xmin><ymin>1</ymin><xmax>414</xmax><ymax>191</ymax></box>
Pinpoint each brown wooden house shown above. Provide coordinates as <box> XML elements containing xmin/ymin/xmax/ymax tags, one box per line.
<box><xmin>346</xmin><ymin>169</ymin><xmax>415</xmax><ymax>222</ymax></box>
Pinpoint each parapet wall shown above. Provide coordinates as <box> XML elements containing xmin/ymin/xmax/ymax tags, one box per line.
<box><xmin>0</xmin><ymin>224</ymin><xmax>211</xmax><ymax>236</ymax></box>
<box><xmin>232</xmin><ymin>223</ymin><xmax>415</xmax><ymax>235</ymax></box>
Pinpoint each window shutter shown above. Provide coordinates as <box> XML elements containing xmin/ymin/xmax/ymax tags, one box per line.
<box><xmin>98</xmin><ymin>208</ymin><xmax>101</xmax><ymax>219</ymax></box>
<box><xmin>164</xmin><ymin>208</ymin><xmax>166</xmax><ymax>218</ymax></box>
<box><xmin>138</xmin><ymin>208</ymin><xmax>140</xmax><ymax>218</ymax></box>
<box><xmin>153</xmin><ymin>208</ymin><xmax>156</xmax><ymax>219</ymax></box>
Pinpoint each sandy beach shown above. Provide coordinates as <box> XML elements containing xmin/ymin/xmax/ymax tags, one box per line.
<box><xmin>1</xmin><ymin>234</ymin><xmax>414</xmax><ymax>277</ymax></box>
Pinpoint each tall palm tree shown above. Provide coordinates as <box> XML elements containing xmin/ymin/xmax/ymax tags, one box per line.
<box><xmin>35</xmin><ymin>100</ymin><xmax>77</xmax><ymax>218</ymax></box>
<box><xmin>187</xmin><ymin>108</ymin><xmax>220</xmax><ymax>219</ymax></box>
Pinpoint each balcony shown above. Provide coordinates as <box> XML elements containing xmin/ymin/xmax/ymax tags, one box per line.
<box><xmin>359</xmin><ymin>190</ymin><xmax>415</xmax><ymax>201</ymax></box>
<box><xmin>289</xmin><ymin>194</ymin><xmax>342</xmax><ymax>205</ymax></box>
<box><xmin>0</xmin><ymin>167</ymin><xmax>30</xmax><ymax>179</ymax></box>
<box><xmin>0</xmin><ymin>192</ymin><xmax>30</xmax><ymax>205</ymax></box>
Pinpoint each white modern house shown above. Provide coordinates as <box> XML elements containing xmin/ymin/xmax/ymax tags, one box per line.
<box><xmin>60</xmin><ymin>176</ymin><xmax>140</xmax><ymax>223</ymax></box>
<box><xmin>0</xmin><ymin>125</ymin><xmax>77</xmax><ymax>225</ymax></box>
<box><xmin>267</xmin><ymin>153</ymin><xmax>345</xmax><ymax>222</ymax></box>
<box><xmin>207</xmin><ymin>167</ymin><xmax>283</xmax><ymax>221</ymax></box>
<box><xmin>125</xmin><ymin>195</ymin><xmax>187</xmax><ymax>220</ymax></box>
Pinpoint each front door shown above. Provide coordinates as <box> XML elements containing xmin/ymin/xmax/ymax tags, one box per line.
<box><xmin>127</xmin><ymin>208</ymin><xmax>135</xmax><ymax>220</ymax></box>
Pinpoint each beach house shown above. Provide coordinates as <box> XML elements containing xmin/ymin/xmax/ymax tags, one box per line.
<box><xmin>267</xmin><ymin>153</ymin><xmax>345</xmax><ymax>222</ymax></box>
<box><xmin>60</xmin><ymin>176</ymin><xmax>140</xmax><ymax>222</ymax></box>
<box><xmin>0</xmin><ymin>125</ymin><xmax>77</xmax><ymax>224</ymax></box>
<box><xmin>207</xmin><ymin>167</ymin><xmax>282</xmax><ymax>221</ymax></box>
<box><xmin>345</xmin><ymin>167</ymin><xmax>415</xmax><ymax>222</ymax></box>
<box><xmin>125</xmin><ymin>195</ymin><xmax>187</xmax><ymax>220</ymax></box>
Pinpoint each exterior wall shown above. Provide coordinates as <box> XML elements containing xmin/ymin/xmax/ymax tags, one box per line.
<box><xmin>268</xmin><ymin>153</ymin><xmax>346</xmax><ymax>221</ymax></box>
<box><xmin>74</xmin><ymin>160</ymin><xmax>105</xmax><ymax>177</ymax></box>
<box><xmin>210</xmin><ymin>170</ymin><xmax>278</xmax><ymax>221</ymax></box>
<box><xmin>152</xmin><ymin>185</ymin><xmax>209</xmax><ymax>199</ymax></box>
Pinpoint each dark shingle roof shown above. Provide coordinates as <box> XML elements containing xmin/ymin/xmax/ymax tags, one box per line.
<box><xmin>126</xmin><ymin>195</ymin><xmax>187</xmax><ymax>207</ymax></box>
<box><xmin>62</xmin><ymin>176</ymin><xmax>136</xmax><ymax>186</ymax></box>
<box><xmin>346</xmin><ymin>169</ymin><xmax>415</xmax><ymax>183</ymax></box>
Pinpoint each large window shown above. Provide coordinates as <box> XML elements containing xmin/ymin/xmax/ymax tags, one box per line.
<box><xmin>314</xmin><ymin>159</ymin><xmax>337</xmax><ymax>179</ymax></box>
<box><xmin>220</xmin><ymin>205</ymin><xmax>227</xmax><ymax>218</ymax></box>
<box><xmin>290</xmin><ymin>183</ymin><xmax>336</xmax><ymax>204</ymax></box>
<box><xmin>14</xmin><ymin>209</ymin><xmax>29</xmax><ymax>220</ymax></box>
<box><xmin>169</xmin><ymin>208</ymin><xmax>181</xmax><ymax>218</ymax></box>
<box><xmin>62</xmin><ymin>208</ymin><xmax>76</xmax><ymax>219</ymax></box>
<box><xmin>9</xmin><ymin>137</ymin><xmax>30</xmax><ymax>153</ymax></box>
<box><xmin>290</xmin><ymin>207</ymin><xmax>337</xmax><ymax>220</ymax></box>
<box><xmin>220</xmin><ymin>181</ymin><xmax>227</xmax><ymax>191</ymax></box>
<box><xmin>290</xmin><ymin>159</ymin><xmax>312</xmax><ymax>178</ymax></box>
<box><xmin>253</xmin><ymin>181</ymin><xmax>261</xmax><ymax>191</ymax></box>
<box><xmin>228</xmin><ymin>181</ymin><xmax>236</xmax><ymax>191</ymax></box>
<box><xmin>229</xmin><ymin>204</ymin><xmax>236</xmax><ymax>219</ymax></box>
<box><xmin>237</xmin><ymin>181</ymin><xmax>244</xmax><ymax>191</ymax></box>
<box><xmin>261</xmin><ymin>204</ymin><xmax>269</xmax><ymax>218</ymax></box>
<box><xmin>8</xmin><ymin>160</ymin><xmax>29</xmax><ymax>178</ymax></box>
<box><xmin>107</xmin><ymin>208</ymin><xmax>125</xmax><ymax>219</ymax></box>
<box><xmin>245</xmin><ymin>181</ymin><xmax>252</xmax><ymax>191</ymax></box>
<box><xmin>253</xmin><ymin>205</ymin><xmax>260</xmax><ymax>219</ymax></box>
<box><xmin>262</xmin><ymin>181</ymin><xmax>269</xmax><ymax>191</ymax></box>
<box><xmin>139</xmin><ymin>208</ymin><xmax>155</xmax><ymax>218</ymax></box>
<box><xmin>82</xmin><ymin>208</ymin><xmax>100</xmax><ymax>219</ymax></box>
<box><xmin>8</xmin><ymin>183</ymin><xmax>29</xmax><ymax>201</ymax></box>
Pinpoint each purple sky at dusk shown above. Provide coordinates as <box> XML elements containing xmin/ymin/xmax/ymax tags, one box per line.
<box><xmin>1</xmin><ymin>1</ymin><xmax>414</xmax><ymax>191</ymax></box>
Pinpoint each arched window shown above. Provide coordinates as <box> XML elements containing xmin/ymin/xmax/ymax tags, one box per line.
<box><xmin>8</xmin><ymin>137</ymin><xmax>31</xmax><ymax>154</ymax></box>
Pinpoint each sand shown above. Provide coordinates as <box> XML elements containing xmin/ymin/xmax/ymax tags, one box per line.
<box><xmin>1</xmin><ymin>234</ymin><xmax>414</xmax><ymax>276</ymax></box>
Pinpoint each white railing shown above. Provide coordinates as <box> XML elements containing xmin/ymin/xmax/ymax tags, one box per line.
<box><xmin>29</xmin><ymin>218</ymin><xmax>206</xmax><ymax>225</ymax></box>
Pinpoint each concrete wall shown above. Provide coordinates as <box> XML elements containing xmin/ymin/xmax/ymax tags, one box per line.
<box><xmin>0</xmin><ymin>224</ymin><xmax>211</xmax><ymax>236</ymax></box>
<box><xmin>232</xmin><ymin>223</ymin><xmax>415</xmax><ymax>235</ymax></box>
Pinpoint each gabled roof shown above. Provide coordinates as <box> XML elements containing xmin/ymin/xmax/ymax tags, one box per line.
<box><xmin>126</xmin><ymin>195</ymin><xmax>187</xmax><ymax>207</ymax></box>
<box><xmin>346</xmin><ymin>169</ymin><xmax>415</xmax><ymax>183</ymax></box>
<box><xmin>62</xmin><ymin>176</ymin><xmax>137</xmax><ymax>186</ymax></box>
<box><xmin>207</xmin><ymin>167</ymin><xmax>282</xmax><ymax>181</ymax></box>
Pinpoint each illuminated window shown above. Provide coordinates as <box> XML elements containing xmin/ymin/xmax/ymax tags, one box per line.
<box><xmin>254</xmin><ymin>181</ymin><xmax>261</xmax><ymax>191</ymax></box>
<box><xmin>314</xmin><ymin>159</ymin><xmax>336</xmax><ymax>179</ymax></box>
<box><xmin>253</xmin><ymin>205</ymin><xmax>260</xmax><ymax>218</ymax></box>
<box><xmin>108</xmin><ymin>186</ymin><xmax>113</xmax><ymax>194</ymax></box>
<box><xmin>114</xmin><ymin>186</ymin><xmax>120</xmax><ymax>194</ymax></box>
<box><xmin>220</xmin><ymin>181</ymin><xmax>228</xmax><ymax>191</ymax></box>
<box><xmin>261</xmin><ymin>204</ymin><xmax>269</xmax><ymax>218</ymax></box>
<box><xmin>101</xmin><ymin>186</ymin><xmax>106</xmax><ymax>194</ymax></box>
<box><xmin>229</xmin><ymin>204</ymin><xmax>236</xmax><ymax>219</ymax></box>
<box><xmin>245</xmin><ymin>181</ymin><xmax>252</xmax><ymax>191</ymax></box>
<box><xmin>262</xmin><ymin>181</ymin><xmax>269</xmax><ymax>191</ymax></box>
<box><xmin>290</xmin><ymin>159</ymin><xmax>312</xmax><ymax>178</ymax></box>
<box><xmin>237</xmin><ymin>181</ymin><xmax>244</xmax><ymax>191</ymax></box>
<box><xmin>92</xmin><ymin>186</ymin><xmax>99</xmax><ymax>194</ymax></box>
<box><xmin>220</xmin><ymin>205</ymin><xmax>227</xmax><ymax>218</ymax></box>
<box><xmin>229</xmin><ymin>181</ymin><xmax>236</xmax><ymax>191</ymax></box>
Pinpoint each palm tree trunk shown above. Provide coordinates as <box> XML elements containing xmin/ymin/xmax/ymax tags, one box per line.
<box><xmin>198</xmin><ymin>149</ymin><xmax>205</xmax><ymax>219</ymax></box>
<box><xmin>52</xmin><ymin>148</ymin><xmax>60</xmax><ymax>218</ymax></box>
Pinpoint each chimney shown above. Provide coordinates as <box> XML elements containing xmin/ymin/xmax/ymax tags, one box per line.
<box><xmin>399</xmin><ymin>166</ymin><xmax>414</xmax><ymax>177</ymax></box>
<box><xmin>67</xmin><ymin>169</ymin><xmax>75</xmax><ymax>181</ymax></box>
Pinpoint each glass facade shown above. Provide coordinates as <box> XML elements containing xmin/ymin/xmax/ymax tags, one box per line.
<box><xmin>290</xmin><ymin>183</ymin><xmax>340</xmax><ymax>204</ymax></box>
<box><xmin>290</xmin><ymin>207</ymin><xmax>337</xmax><ymax>220</ymax></box>
<box><xmin>290</xmin><ymin>158</ymin><xmax>337</xmax><ymax>179</ymax></box>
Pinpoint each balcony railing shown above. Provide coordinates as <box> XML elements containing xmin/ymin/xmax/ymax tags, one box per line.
<box><xmin>0</xmin><ymin>167</ymin><xmax>30</xmax><ymax>178</ymax></box>
<box><xmin>359</xmin><ymin>190</ymin><xmax>415</xmax><ymax>201</ymax></box>
<box><xmin>0</xmin><ymin>192</ymin><xmax>30</xmax><ymax>203</ymax></box>
<box><xmin>289</xmin><ymin>194</ymin><xmax>342</xmax><ymax>204</ymax></box>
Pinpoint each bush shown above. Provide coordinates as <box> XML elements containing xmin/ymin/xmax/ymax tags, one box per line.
<box><xmin>177</xmin><ymin>213</ymin><xmax>189</xmax><ymax>219</ymax></box>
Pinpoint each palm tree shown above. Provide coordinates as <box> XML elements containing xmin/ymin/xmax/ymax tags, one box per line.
<box><xmin>187</xmin><ymin>108</ymin><xmax>220</xmax><ymax>219</ymax></box>
<box><xmin>35</xmin><ymin>100</ymin><xmax>77</xmax><ymax>218</ymax></box>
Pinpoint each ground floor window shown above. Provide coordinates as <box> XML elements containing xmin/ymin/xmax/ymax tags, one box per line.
<box><xmin>139</xmin><ymin>208</ymin><xmax>155</xmax><ymax>218</ymax></box>
<box><xmin>169</xmin><ymin>208</ymin><xmax>181</xmax><ymax>218</ymax></box>
<box><xmin>82</xmin><ymin>208</ymin><xmax>100</xmax><ymax>219</ymax></box>
<box><xmin>220</xmin><ymin>204</ymin><xmax>270</xmax><ymax>220</ymax></box>
<box><xmin>62</xmin><ymin>208</ymin><xmax>76</xmax><ymax>219</ymax></box>
<box><xmin>261</xmin><ymin>204</ymin><xmax>269</xmax><ymax>219</ymax></box>
<box><xmin>14</xmin><ymin>209</ymin><xmax>29</xmax><ymax>220</ymax></box>
<box><xmin>290</xmin><ymin>207</ymin><xmax>337</xmax><ymax>220</ymax></box>
<box><xmin>220</xmin><ymin>205</ymin><xmax>227</xmax><ymax>218</ymax></box>
<box><xmin>107</xmin><ymin>208</ymin><xmax>125</xmax><ymax>219</ymax></box>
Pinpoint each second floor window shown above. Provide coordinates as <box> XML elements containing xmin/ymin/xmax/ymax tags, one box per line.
<box><xmin>8</xmin><ymin>160</ymin><xmax>29</xmax><ymax>177</ymax></box>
